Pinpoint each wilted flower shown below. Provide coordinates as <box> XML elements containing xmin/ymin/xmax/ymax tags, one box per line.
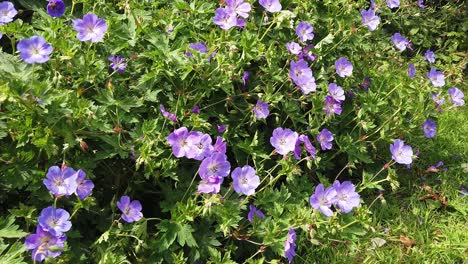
<box><xmin>213</xmin><ymin>8</ymin><xmax>237</xmax><ymax>30</ymax></box>
<box><xmin>333</xmin><ymin>181</ymin><xmax>360</xmax><ymax>213</ymax></box>
<box><xmin>310</xmin><ymin>184</ymin><xmax>337</xmax><ymax>217</ymax></box>
<box><xmin>259</xmin><ymin>0</ymin><xmax>282</xmax><ymax>13</ymax></box>
<box><xmin>213</xmin><ymin>136</ymin><xmax>227</xmax><ymax>155</ymax></box>
<box><xmin>242</xmin><ymin>71</ymin><xmax>250</xmax><ymax>88</ymax></box>
<box><xmin>386</xmin><ymin>0</ymin><xmax>400</xmax><ymax>8</ymax></box>
<box><xmin>286</xmin><ymin>42</ymin><xmax>302</xmax><ymax>55</ymax></box>
<box><xmin>17</xmin><ymin>36</ymin><xmax>53</xmax><ymax>64</ymax></box>
<box><xmin>0</xmin><ymin>1</ymin><xmax>17</xmax><ymax>24</ymax></box>
<box><xmin>424</xmin><ymin>50</ymin><xmax>435</xmax><ymax>63</ymax></box>
<box><xmin>217</xmin><ymin>124</ymin><xmax>227</xmax><ymax>134</ymax></box>
<box><xmin>335</xmin><ymin>57</ymin><xmax>353</xmax><ymax>77</ymax></box>
<box><xmin>25</xmin><ymin>226</ymin><xmax>66</xmax><ymax>262</ymax></box>
<box><xmin>284</xmin><ymin>228</ymin><xmax>296</xmax><ymax>263</ymax></box>
<box><xmin>47</xmin><ymin>0</ymin><xmax>66</xmax><ymax>17</ymax></box>
<box><xmin>298</xmin><ymin>44</ymin><xmax>317</xmax><ymax>62</ymax></box>
<box><xmin>270</xmin><ymin>127</ymin><xmax>299</xmax><ymax>155</ymax></box>
<box><xmin>317</xmin><ymin>128</ymin><xmax>334</xmax><ymax>150</ymax></box>
<box><xmin>186</xmin><ymin>42</ymin><xmax>208</xmax><ymax>57</ymax></box>
<box><xmin>231</xmin><ymin>165</ymin><xmax>260</xmax><ymax>196</ymax></box>
<box><xmin>323</xmin><ymin>96</ymin><xmax>342</xmax><ymax>116</ymax></box>
<box><xmin>73</xmin><ymin>14</ymin><xmax>108</xmax><ymax>42</ymax></box>
<box><xmin>390</xmin><ymin>139</ymin><xmax>413</xmax><ymax>165</ymax></box>
<box><xmin>159</xmin><ymin>104</ymin><xmax>178</xmax><ymax>123</ymax></box>
<box><xmin>328</xmin><ymin>83</ymin><xmax>345</xmax><ymax>102</ymax></box>
<box><xmin>225</xmin><ymin>0</ymin><xmax>251</xmax><ymax>18</ymax></box>
<box><xmin>361</xmin><ymin>9</ymin><xmax>380</xmax><ymax>31</ymax></box>
<box><xmin>37</xmin><ymin>206</ymin><xmax>72</xmax><ymax>236</ymax></box>
<box><xmin>421</xmin><ymin>119</ymin><xmax>436</xmax><ymax>138</ymax></box>
<box><xmin>448</xmin><ymin>87</ymin><xmax>465</xmax><ymax>106</ymax></box>
<box><xmin>431</xmin><ymin>90</ymin><xmax>444</xmax><ymax>111</ymax></box>
<box><xmin>427</xmin><ymin>67</ymin><xmax>445</xmax><ymax>87</ymax></box>
<box><xmin>247</xmin><ymin>205</ymin><xmax>265</xmax><ymax>222</ymax></box>
<box><xmin>296</xmin><ymin>21</ymin><xmax>314</xmax><ymax>42</ymax></box>
<box><xmin>75</xmin><ymin>169</ymin><xmax>94</xmax><ymax>200</ymax></box>
<box><xmin>253</xmin><ymin>99</ymin><xmax>269</xmax><ymax>119</ymax></box>
<box><xmin>43</xmin><ymin>166</ymin><xmax>78</xmax><ymax>197</ymax></box>
<box><xmin>117</xmin><ymin>196</ymin><xmax>143</xmax><ymax>223</ymax></box>
<box><xmin>392</xmin><ymin>33</ymin><xmax>409</xmax><ymax>51</ymax></box>
<box><xmin>289</xmin><ymin>59</ymin><xmax>316</xmax><ymax>94</ymax></box>
<box><xmin>191</xmin><ymin>105</ymin><xmax>200</xmax><ymax>114</ymax></box>
<box><xmin>294</xmin><ymin>134</ymin><xmax>316</xmax><ymax>160</ymax></box>
<box><xmin>362</xmin><ymin>77</ymin><xmax>372</xmax><ymax>91</ymax></box>
<box><xmin>408</xmin><ymin>63</ymin><xmax>415</xmax><ymax>79</ymax></box>
<box><xmin>108</xmin><ymin>55</ymin><xmax>127</xmax><ymax>73</ymax></box>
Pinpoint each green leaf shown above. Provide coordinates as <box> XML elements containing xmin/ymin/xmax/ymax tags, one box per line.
<box><xmin>0</xmin><ymin>216</ymin><xmax>27</xmax><ymax>238</ymax></box>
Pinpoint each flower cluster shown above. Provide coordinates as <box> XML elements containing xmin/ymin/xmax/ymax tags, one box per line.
<box><xmin>43</xmin><ymin>165</ymin><xmax>94</xmax><ymax>199</ymax></box>
<box><xmin>310</xmin><ymin>181</ymin><xmax>360</xmax><ymax>217</ymax></box>
<box><xmin>323</xmin><ymin>83</ymin><xmax>345</xmax><ymax>116</ymax></box>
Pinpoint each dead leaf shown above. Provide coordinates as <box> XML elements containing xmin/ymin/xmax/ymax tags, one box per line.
<box><xmin>399</xmin><ymin>235</ymin><xmax>416</xmax><ymax>247</ymax></box>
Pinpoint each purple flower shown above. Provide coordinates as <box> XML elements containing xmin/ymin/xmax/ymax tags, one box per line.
<box><xmin>75</xmin><ymin>169</ymin><xmax>94</xmax><ymax>200</ymax></box>
<box><xmin>37</xmin><ymin>206</ymin><xmax>72</xmax><ymax>236</ymax></box>
<box><xmin>199</xmin><ymin>153</ymin><xmax>231</xmax><ymax>179</ymax></box>
<box><xmin>247</xmin><ymin>205</ymin><xmax>265</xmax><ymax>222</ymax></box>
<box><xmin>117</xmin><ymin>196</ymin><xmax>143</xmax><ymax>223</ymax></box>
<box><xmin>362</xmin><ymin>77</ymin><xmax>371</xmax><ymax>91</ymax></box>
<box><xmin>167</xmin><ymin>127</ymin><xmax>194</xmax><ymax>158</ymax></box>
<box><xmin>253</xmin><ymin>99</ymin><xmax>269</xmax><ymax>119</ymax></box>
<box><xmin>213</xmin><ymin>136</ymin><xmax>227</xmax><ymax>154</ymax></box>
<box><xmin>294</xmin><ymin>134</ymin><xmax>316</xmax><ymax>160</ymax></box>
<box><xmin>333</xmin><ymin>181</ymin><xmax>360</xmax><ymax>213</ymax></box>
<box><xmin>317</xmin><ymin>128</ymin><xmax>334</xmax><ymax>150</ymax></box>
<box><xmin>386</xmin><ymin>0</ymin><xmax>400</xmax><ymax>8</ymax></box>
<box><xmin>270</xmin><ymin>127</ymin><xmax>299</xmax><ymax>155</ymax></box>
<box><xmin>198</xmin><ymin>175</ymin><xmax>224</xmax><ymax>194</ymax></box>
<box><xmin>213</xmin><ymin>8</ymin><xmax>237</xmax><ymax>30</ymax></box>
<box><xmin>191</xmin><ymin>105</ymin><xmax>200</xmax><ymax>114</ymax></box>
<box><xmin>25</xmin><ymin>226</ymin><xmax>66</xmax><ymax>262</ymax></box>
<box><xmin>298</xmin><ymin>44</ymin><xmax>316</xmax><ymax>62</ymax></box>
<box><xmin>361</xmin><ymin>9</ymin><xmax>380</xmax><ymax>31</ymax></box>
<box><xmin>431</xmin><ymin>90</ymin><xmax>444</xmax><ymax>110</ymax></box>
<box><xmin>323</xmin><ymin>96</ymin><xmax>342</xmax><ymax>116</ymax></box>
<box><xmin>328</xmin><ymin>83</ymin><xmax>345</xmax><ymax>101</ymax></box>
<box><xmin>392</xmin><ymin>33</ymin><xmax>409</xmax><ymax>51</ymax></box>
<box><xmin>16</xmin><ymin>36</ymin><xmax>53</xmax><ymax>64</ymax></box>
<box><xmin>296</xmin><ymin>21</ymin><xmax>314</xmax><ymax>42</ymax></box>
<box><xmin>43</xmin><ymin>166</ymin><xmax>78</xmax><ymax>197</ymax></box>
<box><xmin>427</xmin><ymin>67</ymin><xmax>445</xmax><ymax>87</ymax></box>
<box><xmin>424</xmin><ymin>50</ymin><xmax>435</xmax><ymax>63</ymax></box>
<box><xmin>242</xmin><ymin>71</ymin><xmax>250</xmax><ymax>88</ymax></box>
<box><xmin>390</xmin><ymin>139</ymin><xmax>413</xmax><ymax>165</ymax></box>
<box><xmin>310</xmin><ymin>184</ymin><xmax>337</xmax><ymax>217</ymax></box>
<box><xmin>421</xmin><ymin>119</ymin><xmax>436</xmax><ymax>138</ymax></box>
<box><xmin>335</xmin><ymin>57</ymin><xmax>353</xmax><ymax>77</ymax></box>
<box><xmin>186</xmin><ymin>42</ymin><xmax>208</xmax><ymax>57</ymax></box>
<box><xmin>0</xmin><ymin>1</ymin><xmax>17</xmax><ymax>24</ymax></box>
<box><xmin>225</xmin><ymin>0</ymin><xmax>251</xmax><ymax>18</ymax></box>
<box><xmin>370</xmin><ymin>0</ymin><xmax>376</xmax><ymax>10</ymax></box>
<box><xmin>448</xmin><ymin>87</ymin><xmax>465</xmax><ymax>106</ymax></box>
<box><xmin>284</xmin><ymin>228</ymin><xmax>296</xmax><ymax>263</ymax></box>
<box><xmin>408</xmin><ymin>63</ymin><xmax>415</xmax><ymax>79</ymax></box>
<box><xmin>159</xmin><ymin>104</ymin><xmax>178</xmax><ymax>123</ymax></box>
<box><xmin>186</xmin><ymin>132</ymin><xmax>214</xmax><ymax>160</ymax></box>
<box><xmin>289</xmin><ymin>59</ymin><xmax>316</xmax><ymax>94</ymax></box>
<box><xmin>286</xmin><ymin>42</ymin><xmax>302</xmax><ymax>55</ymax></box>
<box><xmin>217</xmin><ymin>125</ymin><xmax>227</xmax><ymax>134</ymax></box>
<box><xmin>73</xmin><ymin>14</ymin><xmax>108</xmax><ymax>42</ymax></box>
<box><xmin>231</xmin><ymin>165</ymin><xmax>260</xmax><ymax>196</ymax></box>
<box><xmin>259</xmin><ymin>0</ymin><xmax>282</xmax><ymax>13</ymax></box>
<box><xmin>108</xmin><ymin>55</ymin><xmax>127</xmax><ymax>73</ymax></box>
<box><xmin>47</xmin><ymin>0</ymin><xmax>66</xmax><ymax>17</ymax></box>
<box><xmin>418</xmin><ymin>0</ymin><xmax>426</xmax><ymax>8</ymax></box>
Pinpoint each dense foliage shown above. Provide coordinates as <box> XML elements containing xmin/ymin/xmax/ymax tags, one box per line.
<box><xmin>0</xmin><ymin>0</ymin><xmax>466</xmax><ymax>263</ymax></box>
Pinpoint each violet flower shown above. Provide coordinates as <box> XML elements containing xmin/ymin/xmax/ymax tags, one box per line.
<box><xmin>43</xmin><ymin>166</ymin><xmax>78</xmax><ymax>197</ymax></box>
<box><xmin>390</xmin><ymin>139</ymin><xmax>413</xmax><ymax>165</ymax></box>
<box><xmin>191</xmin><ymin>105</ymin><xmax>200</xmax><ymax>114</ymax></box>
<box><xmin>361</xmin><ymin>9</ymin><xmax>380</xmax><ymax>31</ymax></box>
<box><xmin>298</xmin><ymin>44</ymin><xmax>316</xmax><ymax>62</ymax></box>
<box><xmin>242</xmin><ymin>71</ymin><xmax>250</xmax><ymax>88</ymax></box>
<box><xmin>186</xmin><ymin>132</ymin><xmax>213</xmax><ymax>160</ymax></box>
<box><xmin>284</xmin><ymin>228</ymin><xmax>296</xmax><ymax>263</ymax></box>
<box><xmin>259</xmin><ymin>0</ymin><xmax>282</xmax><ymax>13</ymax></box>
<box><xmin>17</xmin><ymin>36</ymin><xmax>53</xmax><ymax>64</ymax></box>
<box><xmin>286</xmin><ymin>42</ymin><xmax>302</xmax><ymax>55</ymax></box>
<box><xmin>328</xmin><ymin>83</ymin><xmax>345</xmax><ymax>101</ymax></box>
<box><xmin>73</xmin><ymin>14</ymin><xmax>108</xmax><ymax>42</ymax></box>
<box><xmin>294</xmin><ymin>134</ymin><xmax>316</xmax><ymax>160</ymax></box>
<box><xmin>0</xmin><ymin>1</ymin><xmax>17</xmax><ymax>24</ymax></box>
<box><xmin>186</xmin><ymin>42</ymin><xmax>208</xmax><ymax>57</ymax></box>
<box><xmin>117</xmin><ymin>195</ymin><xmax>143</xmax><ymax>223</ymax></box>
<box><xmin>160</xmin><ymin>104</ymin><xmax>178</xmax><ymax>123</ymax></box>
<box><xmin>213</xmin><ymin>8</ymin><xmax>237</xmax><ymax>30</ymax></box>
<box><xmin>323</xmin><ymin>96</ymin><xmax>342</xmax><ymax>116</ymax></box>
<box><xmin>408</xmin><ymin>63</ymin><xmax>415</xmax><ymax>79</ymax></box>
<box><xmin>226</xmin><ymin>0</ymin><xmax>251</xmax><ymax>18</ymax></box>
<box><xmin>231</xmin><ymin>165</ymin><xmax>260</xmax><ymax>196</ymax></box>
<box><xmin>421</xmin><ymin>119</ymin><xmax>436</xmax><ymax>138</ymax></box>
<box><xmin>424</xmin><ymin>50</ymin><xmax>435</xmax><ymax>63</ymax></box>
<box><xmin>317</xmin><ymin>128</ymin><xmax>334</xmax><ymax>150</ymax></box>
<box><xmin>37</xmin><ymin>206</ymin><xmax>72</xmax><ymax>236</ymax></box>
<box><xmin>199</xmin><ymin>153</ymin><xmax>231</xmax><ymax>179</ymax></box>
<box><xmin>213</xmin><ymin>136</ymin><xmax>227</xmax><ymax>155</ymax></box>
<box><xmin>75</xmin><ymin>169</ymin><xmax>94</xmax><ymax>200</ymax></box>
<box><xmin>310</xmin><ymin>184</ymin><xmax>337</xmax><ymax>217</ymax></box>
<box><xmin>448</xmin><ymin>87</ymin><xmax>465</xmax><ymax>106</ymax></box>
<box><xmin>198</xmin><ymin>175</ymin><xmax>224</xmax><ymax>194</ymax></box>
<box><xmin>392</xmin><ymin>33</ymin><xmax>409</xmax><ymax>51</ymax></box>
<box><xmin>217</xmin><ymin>124</ymin><xmax>227</xmax><ymax>133</ymax></box>
<box><xmin>296</xmin><ymin>21</ymin><xmax>314</xmax><ymax>42</ymax></box>
<box><xmin>270</xmin><ymin>127</ymin><xmax>299</xmax><ymax>155</ymax></box>
<box><xmin>167</xmin><ymin>127</ymin><xmax>194</xmax><ymax>158</ymax></box>
<box><xmin>335</xmin><ymin>57</ymin><xmax>353</xmax><ymax>77</ymax></box>
<box><xmin>47</xmin><ymin>0</ymin><xmax>66</xmax><ymax>17</ymax></box>
<box><xmin>386</xmin><ymin>0</ymin><xmax>400</xmax><ymax>8</ymax></box>
<box><xmin>253</xmin><ymin>99</ymin><xmax>269</xmax><ymax>119</ymax></box>
<box><xmin>289</xmin><ymin>59</ymin><xmax>317</xmax><ymax>94</ymax></box>
<box><xmin>108</xmin><ymin>55</ymin><xmax>127</xmax><ymax>73</ymax></box>
<box><xmin>25</xmin><ymin>226</ymin><xmax>66</xmax><ymax>262</ymax></box>
<box><xmin>333</xmin><ymin>181</ymin><xmax>360</xmax><ymax>213</ymax></box>
<box><xmin>427</xmin><ymin>67</ymin><xmax>445</xmax><ymax>87</ymax></box>
<box><xmin>247</xmin><ymin>205</ymin><xmax>265</xmax><ymax>222</ymax></box>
